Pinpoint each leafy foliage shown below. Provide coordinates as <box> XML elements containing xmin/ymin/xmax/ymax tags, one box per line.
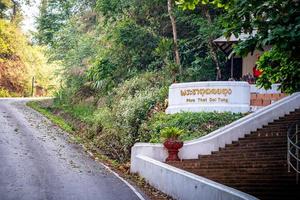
<box><xmin>176</xmin><ymin>0</ymin><xmax>231</xmax><ymax>10</ymax></box>
<box><xmin>256</xmin><ymin>48</ymin><xmax>300</xmax><ymax>94</ymax></box>
<box><xmin>139</xmin><ymin>111</ymin><xmax>244</xmax><ymax>143</ymax></box>
<box><xmin>34</xmin><ymin>0</ymin><xmax>238</xmax><ymax>162</ymax></box>
<box><xmin>0</xmin><ymin>88</ymin><xmax>10</xmax><ymax>97</ymax></box>
<box><xmin>223</xmin><ymin>0</ymin><xmax>300</xmax><ymax>93</ymax></box>
<box><xmin>36</xmin><ymin>0</ymin><xmax>74</xmax><ymax>46</ymax></box>
<box><xmin>177</xmin><ymin>0</ymin><xmax>300</xmax><ymax>93</ymax></box>
<box><xmin>160</xmin><ymin>127</ymin><xmax>184</xmax><ymax>141</ymax></box>
<box><xmin>0</xmin><ymin>18</ymin><xmax>59</xmax><ymax>96</ymax></box>
<box><xmin>93</xmin><ymin>73</ymin><xmax>166</xmax><ymax>160</ymax></box>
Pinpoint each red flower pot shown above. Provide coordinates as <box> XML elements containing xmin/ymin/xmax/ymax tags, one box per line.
<box><xmin>163</xmin><ymin>139</ymin><xmax>183</xmax><ymax>161</ymax></box>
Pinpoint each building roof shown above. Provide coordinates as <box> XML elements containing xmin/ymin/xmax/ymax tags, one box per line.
<box><xmin>213</xmin><ymin>32</ymin><xmax>256</xmax><ymax>57</ymax></box>
<box><xmin>214</xmin><ymin>33</ymin><xmax>251</xmax><ymax>43</ymax></box>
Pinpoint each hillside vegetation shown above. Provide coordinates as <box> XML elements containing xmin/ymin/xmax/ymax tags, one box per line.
<box><xmin>32</xmin><ymin>0</ymin><xmax>242</xmax><ymax>162</ymax></box>
<box><xmin>33</xmin><ymin>0</ymin><xmax>299</xmax><ymax>162</ymax></box>
<box><xmin>0</xmin><ymin>0</ymin><xmax>59</xmax><ymax>97</ymax></box>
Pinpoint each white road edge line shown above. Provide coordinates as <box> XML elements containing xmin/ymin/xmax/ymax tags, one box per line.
<box><xmin>86</xmin><ymin>150</ymin><xmax>146</xmax><ymax>200</ymax></box>
<box><xmin>26</xmin><ymin>103</ymin><xmax>146</xmax><ymax>200</ymax></box>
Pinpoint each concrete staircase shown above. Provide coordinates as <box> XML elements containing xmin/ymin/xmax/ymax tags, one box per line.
<box><xmin>168</xmin><ymin>109</ymin><xmax>300</xmax><ymax>200</ymax></box>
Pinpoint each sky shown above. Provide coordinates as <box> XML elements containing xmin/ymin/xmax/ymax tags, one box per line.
<box><xmin>21</xmin><ymin>0</ymin><xmax>41</xmax><ymax>33</ymax></box>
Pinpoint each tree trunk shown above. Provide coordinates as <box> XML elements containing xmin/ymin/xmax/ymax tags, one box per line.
<box><xmin>167</xmin><ymin>0</ymin><xmax>181</xmax><ymax>75</ymax></box>
<box><xmin>11</xmin><ymin>0</ymin><xmax>19</xmax><ymax>22</ymax></box>
<box><xmin>204</xmin><ymin>7</ymin><xmax>222</xmax><ymax>80</ymax></box>
<box><xmin>208</xmin><ymin>40</ymin><xmax>222</xmax><ymax>80</ymax></box>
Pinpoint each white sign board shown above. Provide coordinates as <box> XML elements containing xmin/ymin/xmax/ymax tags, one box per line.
<box><xmin>166</xmin><ymin>81</ymin><xmax>250</xmax><ymax>114</ymax></box>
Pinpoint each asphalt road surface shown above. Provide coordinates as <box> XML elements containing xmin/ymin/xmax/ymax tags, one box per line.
<box><xmin>0</xmin><ymin>98</ymin><xmax>145</xmax><ymax>200</ymax></box>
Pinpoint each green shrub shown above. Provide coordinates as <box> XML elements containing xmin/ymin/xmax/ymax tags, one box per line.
<box><xmin>0</xmin><ymin>88</ymin><xmax>11</xmax><ymax>97</ymax></box>
<box><xmin>92</xmin><ymin>88</ymin><xmax>161</xmax><ymax>161</ymax></box>
<box><xmin>109</xmin><ymin>72</ymin><xmax>167</xmax><ymax>100</ymax></box>
<box><xmin>54</xmin><ymin>101</ymin><xmax>95</xmax><ymax>124</ymax></box>
<box><xmin>89</xmin><ymin>73</ymin><xmax>167</xmax><ymax>161</ymax></box>
<box><xmin>160</xmin><ymin>127</ymin><xmax>184</xmax><ymax>141</ymax></box>
<box><xmin>139</xmin><ymin>111</ymin><xmax>244</xmax><ymax>143</ymax></box>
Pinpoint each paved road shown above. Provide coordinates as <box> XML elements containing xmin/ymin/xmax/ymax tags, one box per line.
<box><xmin>0</xmin><ymin>98</ymin><xmax>144</xmax><ymax>200</ymax></box>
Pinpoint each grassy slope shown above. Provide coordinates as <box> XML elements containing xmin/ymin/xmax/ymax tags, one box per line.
<box><xmin>27</xmin><ymin>101</ymin><xmax>74</xmax><ymax>133</ymax></box>
<box><xmin>27</xmin><ymin>98</ymin><xmax>246</xmax><ymax>200</ymax></box>
<box><xmin>26</xmin><ymin>100</ymin><xmax>174</xmax><ymax>200</ymax></box>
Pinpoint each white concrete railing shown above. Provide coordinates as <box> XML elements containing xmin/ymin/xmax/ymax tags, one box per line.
<box><xmin>250</xmin><ymin>83</ymin><xmax>281</xmax><ymax>94</ymax></box>
<box><xmin>131</xmin><ymin>92</ymin><xmax>300</xmax><ymax>167</ymax></box>
<box><xmin>135</xmin><ymin>155</ymin><xmax>258</xmax><ymax>200</ymax></box>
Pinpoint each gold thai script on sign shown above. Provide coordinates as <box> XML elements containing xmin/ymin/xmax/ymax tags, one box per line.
<box><xmin>180</xmin><ymin>88</ymin><xmax>232</xmax><ymax>97</ymax></box>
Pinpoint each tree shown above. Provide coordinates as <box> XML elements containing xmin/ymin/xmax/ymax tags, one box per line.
<box><xmin>176</xmin><ymin>0</ymin><xmax>230</xmax><ymax>10</ymax></box>
<box><xmin>0</xmin><ymin>0</ymin><xmax>32</xmax><ymax>21</ymax></box>
<box><xmin>222</xmin><ymin>0</ymin><xmax>300</xmax><ymax>93</ymax></box>
<box><xmin>36</xmin><ymin>0</ymin><xmax>74</xmax><ymax>46</ymax></box>
<box><xmin>176</xmin><ymin>1</ymin><xmax>224</xmax><ymax>80</ymax></box>
<box><xmin>0</xmin><ymin>0</ymin><xmax>11</xmax><ymax>18</ymax></box>
<box><xmin>168</xmin><ymin>0</ymin><xmax>181</xmax><ymax>74</ymax></box>
<box><xmin>201</xmin><ymin>5</ymin><xmax>222</xmax><ymax>80</ymax></box>
<box><xmin>176</xmin><ymin>0</ymin><xmax>300</xmax><ymax>93</ymax></box>
<box><xmin>0</xmin><ymin>0</ymin><xmax>59</xmax><ymax>96</ymax></box>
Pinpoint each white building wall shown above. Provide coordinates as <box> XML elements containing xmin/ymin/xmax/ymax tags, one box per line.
<box><xmin>242</xmin><ymin>50</ymin><xmax>262</xmax><ymax>76</ymax></box>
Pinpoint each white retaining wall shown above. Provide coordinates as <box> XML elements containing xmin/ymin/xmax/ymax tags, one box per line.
<box><xmin>135</xmin><ymin>155</ymin><xmax>258</xmax><ymax>200</ymax></box>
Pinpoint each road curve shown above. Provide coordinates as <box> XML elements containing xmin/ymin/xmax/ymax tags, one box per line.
<box><xmin>0</xmin><ymin>98</ymin><xmax>145</xmax><ymax>200</ymax></box>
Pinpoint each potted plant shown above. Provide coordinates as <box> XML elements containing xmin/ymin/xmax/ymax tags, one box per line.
<box><xmin>160</xmin><ymin>127</ymin><xmax>184</xmax><ymax>161</ymax></box>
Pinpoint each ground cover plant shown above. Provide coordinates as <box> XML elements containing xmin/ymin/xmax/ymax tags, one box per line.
<box><xmin>139</xmin><ymin>111</ymin><xmax>244</xmax><ymax>143</ymax></box>
<box><xmin>36</xmin><ymin>96</ymin><xmax>244</xmax><ymax>162</ymax></box>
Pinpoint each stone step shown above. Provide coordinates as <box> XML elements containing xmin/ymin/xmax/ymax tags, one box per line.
<box><xmin>274</xmin><ymin>115</ymin><xmax>300</xmax><ymax>119</ymax></box>
<box><xmin>278</xmin><ymin>112</ymin><xmax>300</xmax><ymax>117</ymax></box>
<box><xmin>237</xmin><ymin>136</ymin><xmax>286</xmax><ymax>142</ymax></box>
<box><xmin>272</xmin><ymin>119</ymin><xmax>299</xmax><ymax>124</ymax></box>
<box><xmin>210</xmin><ymin>153</ymin><xmax>286</xmax><ymax>159</ymax></box>
<box><xmin>189</xmin><ymin>168</ymin><xmax>290</xmax><ymax>175</ymax></box>
<box><xmin>171</xmin><ymin>160</ymin><xmax>288</xmax><ymax>168</ymax></box>
<box><xmin>212</xmin><ymin>147</ymin><xmax>287</xmax><ymax>155</ymax></box>
<box><xmin>245</xmin><ymin>130</ymin><xmax>287</xmax><ymax>135</ymax></box>
<box><xmin>195</xmin><ymin>161</ymin><xmax>288</xmax><ymax>169</ymax></box>
<box><xmin>278</xmin><ymin>117</ymin><xmax>300</xmax><ymax>121</ymax></box>
<box><xmin>230</xmin><ymin>139</ymin><xmax>286</xmax><ymax>146</ymax></box>
<box><xmin>224</xmin><ymin>180</ymin><xmax>299</xmax><ymax>186</ymax></box>
<box><xmin>265</xmin><ymin>125</ymin><xmax>288</xmax><ymax>129</ymax></box>
<box><xmin>237</xmin><ymin>186</ymin><xmax>300</xmax><ymax>193</ymax></box>
<box><xmin>222</xmin><ymin>181</ymin><xmax>298</xmax><ymax>187</ymax></box>
<box><xmin>247</xmin><ymin>131</ymin><xmax>287</xmax><ymax>136</ymax></box>
<box><xmin>251</xmin><ymin>130</ymin><xmax>287</xmax><ymax>135</ymax></box>
<box><xmin>180</xmin><ymin>155</ymin><xmax>287</xmax><ymax>163</ymax></box>
<box><xmin>261</xmin><ymin>125</ymin><xmax>289</xmax><ymax>130</ymax></box>
<box><xmin>219</xmin><ymin>144</ymin><xmax>286</xmax><ymax>151</ymax></box>
<box><xmin>226</xmin><ymin>140</ymin><xmax>286</xmax><ymax>148</ymax></box>
<box><xmin>262</xmin><ymin>124</ymin><xmax>290</xmax><ymax>129</ymax></box>
<box><xmin>172</xmin><ymin>165</ymin><xmax>289</xmax><ymax>171</ymax></box>
<box><xmin>201</xmin><ymin>173</ymin><xmax>296</xmax><ymax>180</ymax></box>
<box><xmin>199</xmin><ymin>153</ymin><xmax>287</xmax><ymax>160</ymax></box>
<box><xmin>195</xmin><ymin>175</ymin><xmax>296</xmax><ymax>183</ymax></box>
